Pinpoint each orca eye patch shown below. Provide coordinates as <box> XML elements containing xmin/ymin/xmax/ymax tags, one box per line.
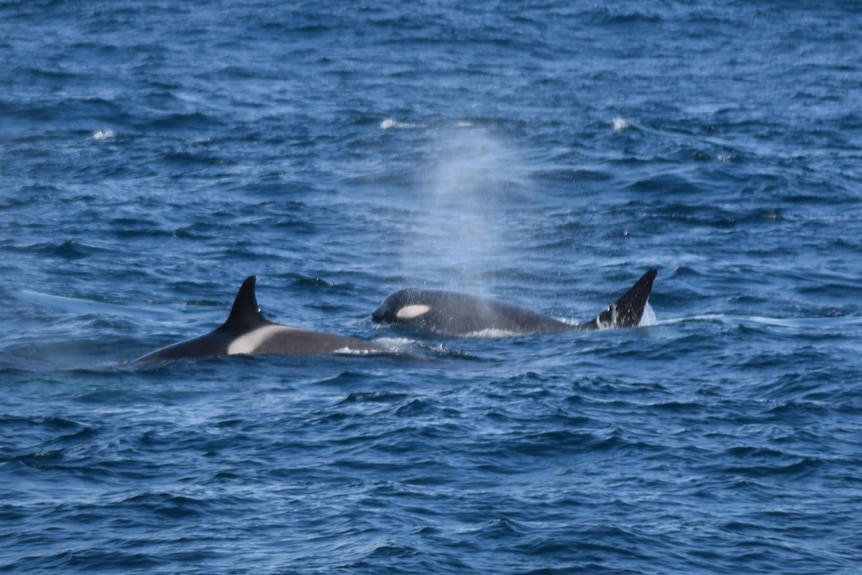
<box><xmin>396</xmin><ymin>304</ymin><xmax>431</xmax><ymax>320</ymax></box>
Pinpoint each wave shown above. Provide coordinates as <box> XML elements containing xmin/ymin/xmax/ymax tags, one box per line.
<box><xmin>380</xmin><ymin>118</ymin><xmax>426</xmax><ymax>130</ymax></box>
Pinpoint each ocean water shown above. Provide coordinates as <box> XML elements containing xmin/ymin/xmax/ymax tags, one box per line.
<box><xmin>2</xmin><ymin>1</ymin><xmax>862</xmax><ymax>573</ymax></box>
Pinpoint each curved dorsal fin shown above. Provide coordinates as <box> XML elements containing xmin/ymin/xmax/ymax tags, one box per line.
<box><xmin>582</xmin><ymin>269</ymin><xmax>657</xmax><ymax>329</ymax></box>
<box><xmin>220</xmin><ymin>276</ymin><xmax>270</xmax><ymax>333</ymax></box>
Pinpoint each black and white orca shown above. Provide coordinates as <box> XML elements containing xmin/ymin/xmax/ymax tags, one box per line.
<box><xmin>136</xmin><ymin>276</ymin><xmax>386</xmax><ymax>363</ymax></box>
<box><xmin>372</xmin><ymin>269</ymin><xmax>657</xmax><ymax>337</ymax></box>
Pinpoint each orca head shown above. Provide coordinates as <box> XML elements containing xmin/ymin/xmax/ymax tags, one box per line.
<box><xmin>372</xmin><ymin>289</ymin><xmax>431</xmax><ymax>324</ymax></box>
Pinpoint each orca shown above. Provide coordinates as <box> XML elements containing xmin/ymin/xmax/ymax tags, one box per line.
<box><xmin>372</xmin><ymin>269</ymin><xmax>657</xmax><ymax>337</ymax></box>
<box><xmin>136</xmin><ymin>276</ymin><xmax>386</xmax><ymax>363</ymax></box>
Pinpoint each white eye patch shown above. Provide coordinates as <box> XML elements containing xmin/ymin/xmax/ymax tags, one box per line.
<box><xmin>396</xmin><ymin>304</ymin><xmax>431</xmax><ymax>320</ymax></box>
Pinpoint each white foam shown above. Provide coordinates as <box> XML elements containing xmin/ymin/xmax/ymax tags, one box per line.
<box><xmin>92</xmin><ymin>129</ymin><xmax>115</xmax><ymax>140</ymax></box>
<box><xmin>380</xmin><ymin>118</ymin><xmax>425</xmax><ymax>130</ymax></box>
<box><xmin>612</xmin><ymin>117</ymin><xmax>629</xmax><ymax>131</ymax></box>
<box><xmin>331</xmin><ymin>347</ymin><xmax>382</xmax><ymax>355</ymax></box>
<box><xmin>465</xmin><ymin>328</ymin><xmax>520</xmax><ymax>338</ymax></box>
<box><xmin>639</xmin><ymin>302</ymin><xmax>657</xmax><ymax>327</ymax></box>
<box><xmin>372</xmin><ymin>337</ymin><xmax>415</xmax><ymax>348</ymax></box>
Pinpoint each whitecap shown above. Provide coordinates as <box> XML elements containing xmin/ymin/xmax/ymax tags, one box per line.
<box><xmin>380</xmin><ymin>118</ymin><xmax>425</xmax><ymax>130</ymax></box>
<box><xmin>92</xmin><ymin>129</ymin><xmax>115</xmax><ymax>140</ymax></box>
<box><xmin>612</xmin><ymin>117</ymin><xmax>629</xmax><ymax>131</ymax></box>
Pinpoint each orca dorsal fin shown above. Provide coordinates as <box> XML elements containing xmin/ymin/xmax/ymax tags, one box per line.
<box><xmin>220</xmin><ymin>276</ymin><xmax>270</xmax><ymax>334</ymax></box>
<box><xmin>583</xmin><ymin>269</ymin><xmax>657</xmax><ymax>329</ymax></box>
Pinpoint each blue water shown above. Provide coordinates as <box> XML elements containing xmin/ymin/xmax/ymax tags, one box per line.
<box><xmin>2</xmin><ymin>1</ymin><xmax>862</xmax><ymax>573</ymax></box>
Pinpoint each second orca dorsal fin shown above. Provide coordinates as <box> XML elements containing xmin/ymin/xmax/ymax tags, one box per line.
<box><xmin>219</xmin><ymin>276</ymin><xmax>271</xmax><ymax>334</ymax></box>
<box><xmin>582</xmin><ymin>269</ymin><xmax>657</xmax><ymax>330</ymax></box>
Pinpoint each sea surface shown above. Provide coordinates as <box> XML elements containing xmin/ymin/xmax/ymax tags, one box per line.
<box><xmin>2</xmin><ymin>1</ymin><xmax>861</xmax><ymax>573</ymax></box>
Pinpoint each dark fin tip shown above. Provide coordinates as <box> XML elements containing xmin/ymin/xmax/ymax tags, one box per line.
<box><xmin>222</xmin><ymin>276</ymin><xmax>267</xmax><ymax>332</ymax></box>
<box><xmin>592</xmin><ymin>269</ymin><xmax>657</xmax><ymax>329</ymax></box>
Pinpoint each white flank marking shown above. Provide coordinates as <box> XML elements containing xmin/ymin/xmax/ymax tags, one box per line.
<box><xmin>397</xmin><ymin>304</ymin><xmax>430</xmax><ymax>320</ymax></box>
<box><xmin>227</xmin><ymin>325</ymin><xmax>294</xmax><ymax>355</ymax></box>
